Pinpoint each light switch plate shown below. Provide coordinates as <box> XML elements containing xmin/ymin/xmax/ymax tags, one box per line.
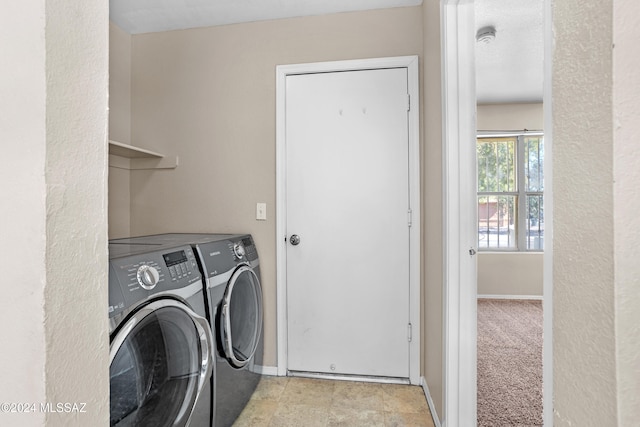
<box><xmin>256</xmin><ymin>203</ymin><xmax>267</xmax><ymax>221</ymax></box>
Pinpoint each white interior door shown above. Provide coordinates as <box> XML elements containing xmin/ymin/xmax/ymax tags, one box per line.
<box><xmin>285</xmin><ymin>68</ymin><xmax>411</xmax><ymax>379</ymax></box>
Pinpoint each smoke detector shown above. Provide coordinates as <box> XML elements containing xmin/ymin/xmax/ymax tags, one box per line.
<box><xmin>476</xmin><ymin>26</ymin><xmax>497</xmax><ymax>44</ymax></box>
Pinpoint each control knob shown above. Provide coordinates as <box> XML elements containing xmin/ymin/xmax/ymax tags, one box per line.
<box><xmin>233</xmin><ymin>243</ymin><xmax>246</xmax><ymax>259</ymax></box>
<box><xmin>137</xmin><ymin>265</ymin><xmax>160</xmax><ymax>290</ymax></box>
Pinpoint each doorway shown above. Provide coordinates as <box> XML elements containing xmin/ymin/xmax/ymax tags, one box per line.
<box><xmin>474</xmin><ymin>2</ymin><xmax>546</xmax><ymax>424</ymax></box>
<box><xmin>275</xmin><ymin>56</ymin><xmax>421</xmax><ymax>385</ymax></box>
<box><xmin>441</xmin><ymin>0</ymin><xmax>553</xmax><ymax>425</ymax></box>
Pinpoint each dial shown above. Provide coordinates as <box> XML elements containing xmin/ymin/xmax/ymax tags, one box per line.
<box><xmin>233</xmin><ymin>243</ymin><xmax>246</xmax><ymax>259</ymax></box>
<box><xmin>137</xmin><ymin>265</ymin><xmax>159</xmax><ymax>290</ymax></box>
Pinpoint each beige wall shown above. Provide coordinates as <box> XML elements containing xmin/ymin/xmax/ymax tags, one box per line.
<box><xmin>553</xmin><ymin>0</ymin><xmax>618</xmax><ymax>424</ymax></box>
<box><xmin>422</xmin><ymin>0</ymin><xmax>443</xmax><ymax>418</ymax></box>
<box><xmin>477</xmin><ymin>102</ymin><xmax>543</xmax><ymax>131</ymax></box>
<box><xmin>476</xmin><ymin>103</ymin><xmax>544</xmax><ymax>296</ymax></box>
<box><xmin>109</xmin><ymin>23</ymin><xmax>132</xmax><ymax>239</ymax></box>
<box><xmin>478</xmin><ymin>252</ymin><xmax>543</xmax><ymax>296</ymax></box>
<box><xmin>109</xmin><ymin>164</ymin><xmax>132</xmax><ymax>239</ymax></box>
<box><xmin>1</xmin><ymin>0</ymin><xmax>109</xmax><ymax>425</ymax></box>
<box><xmin>612</xmin><ymin>0</ymin><xmax>640</xmax><ymax>423</ymax></box>
<box><xmin>109</xmin><ymin>23</ymin><xmax>132</xmax><ymax>145</ymax></box>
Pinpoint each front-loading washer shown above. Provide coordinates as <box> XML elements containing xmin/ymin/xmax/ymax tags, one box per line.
<box><xmin>110</xmin><ymin>233</ymin><xmax>264</xmax><ymax>427</ymax></box>
<box><xmin>109</xmin><ymin>242</ymin><xmax>214</xmax><ymax>427</ymax></box>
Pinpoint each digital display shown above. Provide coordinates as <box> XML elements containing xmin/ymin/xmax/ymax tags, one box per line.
<box><xmin>163</xmin><ymin>250</ymin><xmax>187</xmax><ymax>267</ymax></box>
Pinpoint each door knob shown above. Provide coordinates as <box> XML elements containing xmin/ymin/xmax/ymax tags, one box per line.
<box><xmin>289</xmin><ymin>234</ymin><xmax>301</xmax><ymax>246</ymax></box>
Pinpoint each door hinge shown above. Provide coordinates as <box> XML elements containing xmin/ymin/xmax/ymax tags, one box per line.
<box><xmin>407</xmin><ymin>94</ymin><xmax>411</xmax><ymax>112</ymax></box>
<box><xmin>408</xmin><ymin>323</ymin><xmax>413</xmax><ymax>342</ymax></box>
<box><xmin>407</xmin><ymin>209</ymin><xmax>413</xmax><ymax>228</ymax></box>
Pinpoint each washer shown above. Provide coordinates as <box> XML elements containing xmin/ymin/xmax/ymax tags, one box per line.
<box><xmin>109</xmin><ymin>242</ymin><xmax>214</xmax><ymax>427</ymax></box>
<box><xmin>110</xmin><ymin>234</ymin><xmax>264</xmax><ymax>427</ymax></box>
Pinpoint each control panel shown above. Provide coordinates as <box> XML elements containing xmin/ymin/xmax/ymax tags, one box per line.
<box><xmin>108</xmin><ymin>245</ymin><xmax>201</xmax><ymax>318</ymax></box>
<box><xmin>232</xmin><ymin>237</ymin><xmax>258</xmax><ymax>261</ymax></box>
<box><xmin>240</xmin><ymin>236</ymin><xmax>258</xmax><ymax>261</ymax></box>
<box><xmin>163</xmin><ymin>249</ymin><xmax>192</xmax><ymax>282</ymax></box>
<box><xmin>196</xmin><ymin>236</ymin><xmax>257</xmax><ymax>280</ymax></box>
<box><xmin>197</xmin><ymin>240</ymin><xmax>236</xmax><ymax>279</ymax></box>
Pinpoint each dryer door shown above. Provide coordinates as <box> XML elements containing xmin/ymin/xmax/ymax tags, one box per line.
<box><xmin>220</xmin><ymin>265</ymin><xmax>263</xmax><ymax>368</ymax></box>
<box><xmin>109</xmin><ymin>299</ymin><xmax>213</xmax><ymax>427</ymax></box>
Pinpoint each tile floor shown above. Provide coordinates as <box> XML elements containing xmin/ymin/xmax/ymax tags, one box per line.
<box><xmin>233</xmin><ymin>376</ymin><xmax>436</xmax><ymax>427</ymax></box>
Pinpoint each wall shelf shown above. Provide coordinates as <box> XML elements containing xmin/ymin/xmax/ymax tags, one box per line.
<box><xmin>108</xmin><ymin>140</ymin><xmax>178</xmax><ymax>170</ymax></box>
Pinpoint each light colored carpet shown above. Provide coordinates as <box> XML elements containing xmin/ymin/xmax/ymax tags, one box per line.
<box><xmin>477</xmin><ymin>299</ymin><xmax>543</xmax><ymax>427</ymax></box>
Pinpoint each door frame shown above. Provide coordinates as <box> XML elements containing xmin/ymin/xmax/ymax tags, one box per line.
<box><xmin>441</xmin><ymin>0</ymin><xmax>554</xmax><ymax>425</ymax></box>
<box><xmin>275</xmin><ymin>56</ymin><xmax>421</xmax><ymax>385</ymax></box>
<box><xmin>441</xmin><ymin>2</ymin><xmax>478</xmax><ymax>425</ymax></box>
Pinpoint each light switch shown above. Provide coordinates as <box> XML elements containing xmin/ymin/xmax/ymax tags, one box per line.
<box><xmin>256</xmin><ymin>203</ymin><xmax>267</xmax><ymax>221</ymax></box>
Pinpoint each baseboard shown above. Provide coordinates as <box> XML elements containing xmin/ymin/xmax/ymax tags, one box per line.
<box><xmin>289</xmin><ymin>370</ymin><xmax>409</xmax><ymax>384</ymax></box>
<box><xmin>477</xmin><ymin>294</ymin><xmax>543</xmax><ymax>300</ymax></box>
<box><xmin>420</xmin><ymin>376</ymin><xmax>442</xmax><ymax>427</ymax></box>
<box><xmin>256</xmin><ymin>365</ymin><xmax>279</xmax><ymax>376</ymax></box>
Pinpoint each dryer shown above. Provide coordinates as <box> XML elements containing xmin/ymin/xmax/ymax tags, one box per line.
<box><xmin>109</xmin><ymin>243</ymin><xmax>214</xmax><ymax>427</ymax></box>
<box><xmin>110</xmin><ymin>234</ymin><xmax>264</xmax><ymax>427</ymax></box>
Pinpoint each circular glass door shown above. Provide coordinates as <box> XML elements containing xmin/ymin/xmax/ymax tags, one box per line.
<box><xmin>110</xmin><ymin>300</ymin><xmax>212</xmax><ymax>427</ymax></box>
<box><xmin>220</xmin><ymin>265</ymin><xmax>263</xmax><ymax>368</ymax></box>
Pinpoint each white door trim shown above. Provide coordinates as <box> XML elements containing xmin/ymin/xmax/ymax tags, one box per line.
<box><xmin>441</xmin><ymin>1</ymin><xmax>478</xmax><ymax>426</ymax></box>
<box><xmin>441</xmin><ymin>0</ymin><xmax>554</xmax><ymax>426</ymax></box>
<box><xmin>542</xmin><ymin>0</ymin><xmax>554</xmax><ymax>423</ymax></box>
<box><xmin>276</xmin><ymin>56</ymin><xmax>421</xmax><ymax>385</ymax></box>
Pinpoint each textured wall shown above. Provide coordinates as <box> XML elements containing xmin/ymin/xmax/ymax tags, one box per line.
<box><xmin>0</xmin><ymin>0</ymin><xmax>109</xmax><ymax>425</ymax></box>
<box><xmin>612</xmin><ymin>0</ymin><xmax>640</xmax><ymax>423</ymax></box>
<box><xmin>0</xmin><ymin>1</ymin><xmax>48</xmax><ymax>424</ymax></box>
<box><xmin>552</xmin><ymin>0</ymin><xmax>618</xmax><ymax>425</ymax></box>
<box><xmin>43</xmin><ymin>0</ymin><xmax>110</xmax><ymax>425</ymax></box>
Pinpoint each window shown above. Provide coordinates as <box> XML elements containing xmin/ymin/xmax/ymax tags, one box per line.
<box><xmin>477</xmin><ymin>134</ymin><xmax>544</xmax><ymax>251</ymax></box>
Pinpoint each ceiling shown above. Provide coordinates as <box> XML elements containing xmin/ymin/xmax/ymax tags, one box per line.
<box><xmin>109</xmin><ymin>0</ymin><xmax>422</xmax><ymax>34</ymax></box>
<box><xmin>109</xmin><ymin>0</ymin><xmax>543</xmax><ymax>104</ymax></box>
<box><xmin>475</xmin><ymin>0</ymin><xmax>544</xmax><ymax>104</ymax></box>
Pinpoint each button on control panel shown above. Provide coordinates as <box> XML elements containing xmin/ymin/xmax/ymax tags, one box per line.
<box><xmin>163</xmin><ymin>249</ymin><xmax>194</xmax><ymax>281</ymax></box>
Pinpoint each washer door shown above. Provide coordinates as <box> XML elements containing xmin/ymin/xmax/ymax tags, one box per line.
<box><xmin>220</xmin><ymin>265</ymin><xmax>263</xmax><ymax>368</ymax></box>
<box><xmin>109</xmin><ymin>299</ymin><xmax>213</xmax><ymax>427</ymax></box>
